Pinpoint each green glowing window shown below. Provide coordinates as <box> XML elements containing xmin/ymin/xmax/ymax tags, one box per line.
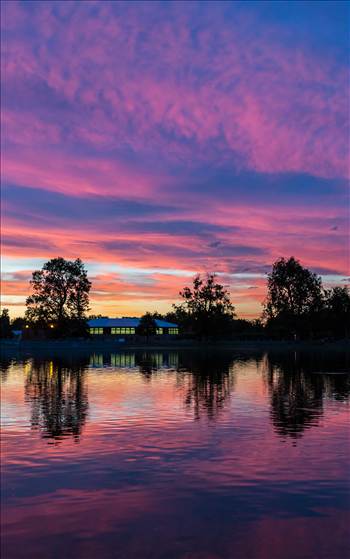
<box><xmin>156</xmin><ymin>328</ymin><xmax>163</xmax><ymax>335</ymax></box>
<box><xmin>90</xmin><ymin>328</ymin><xmax>103</xmax><ymax>335</ymax></box>
<box><xmin>111</xmin><ymin>327</ymin><xmax>135</xmax><ymax>335</ymax></box>
<box><xmin>168</xmin><ymin>328</ymin><xmax>179</xmax><ymax>335</ymax></box>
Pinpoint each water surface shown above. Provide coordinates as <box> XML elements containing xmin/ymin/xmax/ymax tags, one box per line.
<box><xmin>1</xmin><ymin>349</ymin><xmax>350</xmax><ymax>559</ymax></box>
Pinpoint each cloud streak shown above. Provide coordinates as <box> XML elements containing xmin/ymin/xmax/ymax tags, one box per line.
<box><xmin>1</xmin><ymin>0</ymin><xmax>348</xmax><ymax>317</ymax></box>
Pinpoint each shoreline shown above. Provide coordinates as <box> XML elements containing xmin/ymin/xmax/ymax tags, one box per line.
<box><xmin>1</xmin><ymin>338</ymin><xmax>349</xmax><ymax>355</ymax></box>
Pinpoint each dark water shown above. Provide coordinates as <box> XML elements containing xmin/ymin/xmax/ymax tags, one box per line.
<box><xmin>1</xmin><ymin>349</ymin><xmax>350</xmax><ymax>559</ymax></box>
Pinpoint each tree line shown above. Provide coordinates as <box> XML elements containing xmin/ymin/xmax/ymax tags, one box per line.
<box><xmin>1</xmin><ymin>256</ymin><xmax>349</xmax><ymax>340</ymax></box>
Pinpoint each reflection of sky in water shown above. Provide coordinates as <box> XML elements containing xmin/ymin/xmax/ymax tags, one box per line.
<box><xmin>1</xmin><ymin>350</ymin><xmax>350</xmax><ymax>559</ymax></box>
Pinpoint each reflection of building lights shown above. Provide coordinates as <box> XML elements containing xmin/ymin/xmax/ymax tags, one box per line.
<box><xmin>24</xmin><ymin>361</ymin><xmax>32</xmax><ymax>376</ymax></box>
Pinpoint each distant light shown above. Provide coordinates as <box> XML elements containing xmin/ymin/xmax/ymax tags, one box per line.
<box><xmin>25</xmin><ymin>325</ymin><xmax>29</xmax><ymax>329</ymax></box>
<box><xmin>50</xmin><ymin>324</ymin><xmax>54</xmax><ymax>329</ymax></box>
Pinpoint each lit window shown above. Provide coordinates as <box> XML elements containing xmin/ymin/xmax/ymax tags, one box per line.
<box><xmin>90</xmin><ymin>327</ymin><xmax>103</xmax><ymax>334</ymax></box>
<box><xmin>169</xmin><ymin>328</ymin><xmax>179</xmax><ymax>335</ymax></box>
<box><xmin>156</xmin><ymin>328</ymin><xmax>163</xmax><ymax>335</ymax></box>
<box><xmin>111</xmin><ymin>327</ymin><xmax>135</xmax><ymax>335</ymax></box>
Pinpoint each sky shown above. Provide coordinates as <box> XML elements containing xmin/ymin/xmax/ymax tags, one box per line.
<box><xmin>1</xmin><ymin>0</ymin><xmax>349</xmax><ymax>319</ymax></box>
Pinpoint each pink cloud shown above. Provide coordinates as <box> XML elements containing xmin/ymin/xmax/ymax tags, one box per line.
<box><xmin>2</xmin><ymin>1</ymin><xmax>347</xmax><ymax>182</ymax></box>
<box><xmin>1</xmin><ymin>1</ymin><xmax>348</xmax><ymax>318</ymax></box>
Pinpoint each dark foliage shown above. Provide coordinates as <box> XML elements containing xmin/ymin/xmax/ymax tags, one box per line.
<box><xmin>136</xmin><ymin>313</ymin><xmax>157</xmax><ymax>337</ymax></box>
<box><xmin>173</xmin><ymin>274</ymin><xmax>236</xmax><ymax>338</ymax></box>
<box><xmin>262</xmin><ymin>256</ymin><xmax>348</xmax><ymax>340</ymax></box>
<box><xmin>0</xmin><ymin>308</ymin><xmax>12</xmax><ymax>338</ymax></box>
<box><xmin>11</xmin><ymin>316</ymin><xmax>26</xmax><ymax>331</ymax></box>
<box><xmin>25</xmin><ymin>257</ymin><xmax>91</xmax><ymax>337</ymax></box>
<box><xmin>8</xmin><ymin>255</ymin><xmax>349</xmax><ymax>341</ymax></box>
<box><xmin>321</xmin><ymin>286</ymin><xmax>350</xmax><ymax>339</ymax></box>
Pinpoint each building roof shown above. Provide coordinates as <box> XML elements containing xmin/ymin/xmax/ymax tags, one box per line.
<box><xmin>154</xmin><ymin>319</ymin><xmax>178</xmax><ymax>328</ymax></box>
<box><xmin>87</xmin><ymin>318</ymin><xmax>178</xmax><ymax>328</ymax></box>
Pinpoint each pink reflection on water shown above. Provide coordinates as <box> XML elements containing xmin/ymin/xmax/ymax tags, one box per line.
<box><xmin>1</xmin><ymin>352</ymin><xmax>350</xmax><ymax>559</ymax></box>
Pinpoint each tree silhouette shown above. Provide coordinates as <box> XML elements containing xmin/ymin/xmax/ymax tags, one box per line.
<box><xmin>174</xmin><ymin>274</ymin><xmax>235</xmax><ymax>338</ymax></box>
<box><xmin>322</xmin><ymin>286</ymin><xmax>350</xmax><ymax>338</ymax></box>
<box><xmin>26</xmin><ymin>257</ymin><xmax>91</xmax><ymax>335</ymax></box>
<box><xmin>263</xmin><ymin>257</ymin><xmax>323</xmax><ymax>338</ymax></box>
<box><xmin>11</xmin><ymin>316</ymin><xmax>26</xmax><ymax>331</ymax></box>
<box><xmin>0</xmin><ymin>308</ymin><xmax>12</xmax><ymax>338</ymax></box>
<box><xmin>136</xmin><ymin>313</ymin><xmax>157</xmax><ymax>338</ymax></box>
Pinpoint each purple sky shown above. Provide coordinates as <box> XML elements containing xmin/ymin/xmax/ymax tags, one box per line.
<box><xmin>1</xmin><ymin>0</ymin><xmax>349</xmax><ymax>318</ymax></box>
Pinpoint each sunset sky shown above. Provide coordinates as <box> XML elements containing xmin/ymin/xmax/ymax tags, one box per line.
<box><xmin>1</xmin><ymin>0</ymin><xmax>349</xmax><ymax>319</ymax></box>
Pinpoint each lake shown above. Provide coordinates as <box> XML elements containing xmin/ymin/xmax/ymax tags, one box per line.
<box><xmin>1</xmin><ymin>348</ymin><xmax>349</xmax><ymax>559</ymax></box>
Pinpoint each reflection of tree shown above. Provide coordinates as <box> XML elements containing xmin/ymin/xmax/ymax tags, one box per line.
<box><xmin>136</xmin><ymin>352</ymin><xmax>179</xmax><ymax>379</ymax></box>
<box><xmin>264</xmin><ymin>352</ymin><xmax>350</xmax><ymax>439</ymax></box>
<box><xmin>135</xmin><ymin>350</ymin><xmax>259</xmax><ymax>419</ymax></box>
<box><xmin>133</xmin><ymin>350</ymin><xmax>238</xmax><ymax>418</ymax></box>
<box><xmin>178</xmin><ymin>352</ymin><xmax>238</xmax><ymax>420</ymax></box>
<box><xmin>20</xmin><ymin>349</ymin><xmax>349</xmax><ymax>444</ymax></box>
<box><xmin>136</xmin><ymin>352</ymin><xmax>161</xmax><ymax>379</ymax></box>
<box><xmin>0</xmin><ymin>356</ymin><xmax>13</xmax><ymax>382</ymax></box>
<box><xmin>25</xmin><ymin>356</ymin><xmax>89</xmax><ymax>443</ymax></box>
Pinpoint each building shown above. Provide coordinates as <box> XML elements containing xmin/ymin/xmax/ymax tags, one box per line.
<box><xmin>87</xmin><ymin>317</ymin><xmax>179</xmax><ymax>337</ymax></box>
